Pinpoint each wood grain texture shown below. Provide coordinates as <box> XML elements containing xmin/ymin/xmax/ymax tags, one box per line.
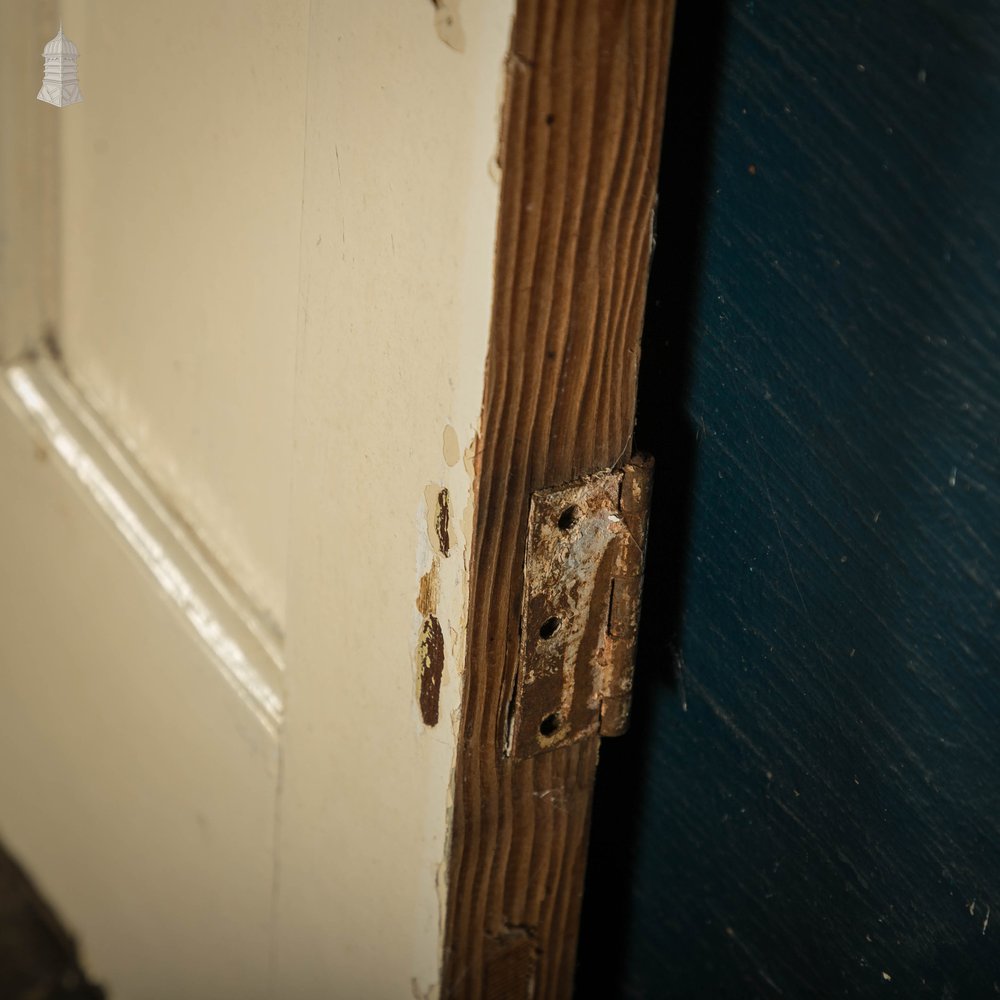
<box><xmin>442</xmin><ymin>2</ymin><xmax>676</xmax><ymax>997</ymax></box>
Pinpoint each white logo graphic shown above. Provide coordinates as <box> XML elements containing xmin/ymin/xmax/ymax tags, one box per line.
<box><xmin>37</xmin><ymin>23</ymin><xmax>82</xmax><ymax>108</ymax></box>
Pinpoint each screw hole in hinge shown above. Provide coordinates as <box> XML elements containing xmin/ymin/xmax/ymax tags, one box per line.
<box><xmin>539</xmin><ymin>616</ymin><xmax>561</xmax><ymax>640</ymax></box>
<box><xmin>538</xmin><ymin>713</ymin><xmax>560</xmax><ymax>737</ymax></box>
<box><xmin>557</xmin><ymin>504</ymin><xmax>580</xmax><ymax>531</ymax></box>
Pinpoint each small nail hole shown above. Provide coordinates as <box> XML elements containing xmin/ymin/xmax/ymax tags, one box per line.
<box><xmin>539</xmin><ymin>616</ymin><xmax>560</xmax><ymax>640</ymax></box>
<box><xmin>539</xmin><ymin>713</ymin><xmax>560</xmax><ymax>736</ymax></box>
<box><xmin>557</xmin><ymin>505</ymin><xmax>580</xmax><ymax>531</ymax></box>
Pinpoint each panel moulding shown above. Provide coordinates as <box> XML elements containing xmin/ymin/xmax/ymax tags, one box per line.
<box><xmin>0</xmin><ymin>353</ymin><xmax>285</xmax><ymax>736</ymax></box>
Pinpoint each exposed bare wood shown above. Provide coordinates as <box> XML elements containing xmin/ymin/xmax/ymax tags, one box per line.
<box><xmin>443</xmin><ymin>1</ymin><xmax>676</xmax><ymax>996</ymax></box>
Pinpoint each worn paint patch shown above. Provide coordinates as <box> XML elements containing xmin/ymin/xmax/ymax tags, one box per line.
<box><xmin>416</xmin><ymin>560</ymin><xmax>440</xmax><ymax>617</ymax></box>
<box><xmin>463</xmin><ymin>433</ymin><xmax>479</xmax><ymax>480</ymax></box>
<box><xmin>430</xmin><ymin>0</ymin><xmax>465</xmax><ymax>53</ymax></box>
<box><xmin>410</xmin><ymin>976</ymin><xmax>437</xmax><ymax>1000</ymax></box>
<box><xmin>418</xmin><ymin>614</ymin><xmax>445</xmax><ymax>727</ymax></box>
<box><xmin>458</xmin><ymin>434</ymin><xmax>481</xmax><ymax>568</ymax></box>
<box><xmin>442</xmin><ymin>424</ymin><xmax>460</xmax><ymax>467</ymax></box>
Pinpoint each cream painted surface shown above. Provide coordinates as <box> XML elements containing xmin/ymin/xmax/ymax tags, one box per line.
<box><xmin>0</xmin><ymin>0</ymin><xmax>58</xmax><ymax>363</ymax></box>
<box><xmin>0</xmin><ymin>1</ymin><xmax>513</xmax><ymax>995</ymax></box>
<box><xmin>57</xmin><ymin>1</ymin><xmax>310</xmax><ymax>626</ymax></box>
<box><xmin>0</xmin><ymin>368</ymin><xmax>279</xmax><ymax>1000</ymax></box>
<box><xmin>275</xmin><ymin>2</ymin><xmax>512</xmax><ymax>994</ymax></box>
<box><xmin>4</xmin><ymin>356</ymin><xmax>285</xmax><ymax>732</ymax></box>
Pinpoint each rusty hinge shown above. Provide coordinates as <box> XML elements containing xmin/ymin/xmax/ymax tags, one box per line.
<box><xmin>506</xmin><ymin>455</ymin><xmax>654</xmax><ymax>759</ymax></box>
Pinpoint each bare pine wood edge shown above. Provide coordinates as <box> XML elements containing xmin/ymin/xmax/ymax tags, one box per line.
<box><xmin>443</xmin><ymin>2</ymin><xmax>677</xmax><ymax>997</ymax></box>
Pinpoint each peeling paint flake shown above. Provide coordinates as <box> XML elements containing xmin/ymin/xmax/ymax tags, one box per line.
<box><xmin>435</xmin><ymin>488</ymin><xmax>451</xmax><ymax>557</ymax></box>
<box><xmin>416</xmin><ymin>562</ymin><xmax>440</xmax><ymax>617</ymax></box>
<box><xmin>424</xmin><ymin>484</ymin><xmax>451</xmax><ymax>558</ymax></box>
<box><xmin>415</xmin><ymin>482</ymin><xmax>451</xmax><ymax>726</ymax></box>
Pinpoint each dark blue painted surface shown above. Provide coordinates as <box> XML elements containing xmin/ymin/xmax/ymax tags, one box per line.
<box><xmin>579</xmin><ymin>1</ymin><xmax>1000</xmax><ymax>996</ymax></box>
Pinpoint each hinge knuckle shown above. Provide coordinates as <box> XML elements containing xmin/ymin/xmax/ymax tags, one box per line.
<box><xmin>609</xmin><ymin>572</ymin><xmax>642</xmax><ymax>638</ymax></box>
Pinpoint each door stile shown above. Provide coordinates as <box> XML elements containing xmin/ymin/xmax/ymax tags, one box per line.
<box><xmin>443</xmin><ymin>2</ymin><xmax>677</xmax><ymax>996</ymax></box>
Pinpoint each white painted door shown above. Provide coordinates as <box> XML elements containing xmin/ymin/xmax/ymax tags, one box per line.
<box><xmin>0</xmin><ymin>2</ymin><xmax>513</xmax><ymax>996</ymax></box>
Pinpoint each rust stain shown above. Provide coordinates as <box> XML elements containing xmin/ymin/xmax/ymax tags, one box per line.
<box><xmin>507</xmin><ymin>459</ymin><xmax>654</xmax><ymax>757</ymax></box>
<box><xmin>418</xmin><ymin>614</ymin><xmax>445</xmax><ymax>727</ymax></box>
<box><xmin>435</xmin><ymin>488</ymin><xmax>451</xmax><ymax>558</ymax></box>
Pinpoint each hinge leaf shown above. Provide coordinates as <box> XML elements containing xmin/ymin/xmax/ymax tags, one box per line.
<box><xmin>507</xmin><ymin>455</ymin><xmax>653</xmax><ymax>757</ymax></box>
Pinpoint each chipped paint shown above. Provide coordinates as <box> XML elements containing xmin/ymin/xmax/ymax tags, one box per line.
<box><xmin>435</xmin><ymin>488</ymin><xmax>451</xmax><ymax>557</ymax></box>
<box><xmin>459</xmin><ymin>434</ymin><xmax>481</xmax><ymax>570</ymax></box>
<box><xmin>430</xmin><ymin>0</ymin><xmax>465</xmax><ymax>53</ymax></box>
<box><xmin>418</xmin><ymin>615</ymin><xmax>445</xmax><ymax>726</ymax></box>
<box><xmin>414</xmin><ymin>484</ymin><xmax>452</xmax><ymax>727</ymax></box>
<box><xmin>417</xmin><ymin>560</ymin><xmax>440</xmax><ymax>617</ymax></box>
<box><xmin>463</xmin><ymin>432</ymin><xmax>480</xmax><ymax>480</ymax></box>
<box><xmin>423</xmin><ymin>484</ymin><xmax>451</xmax><ymax>558</ymax></box>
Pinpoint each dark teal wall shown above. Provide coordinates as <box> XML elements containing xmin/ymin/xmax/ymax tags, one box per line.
<box><xmin>579</xmin><ymin>1</ymin><xmax>1000</xmax><ymax>996</ymax></box>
